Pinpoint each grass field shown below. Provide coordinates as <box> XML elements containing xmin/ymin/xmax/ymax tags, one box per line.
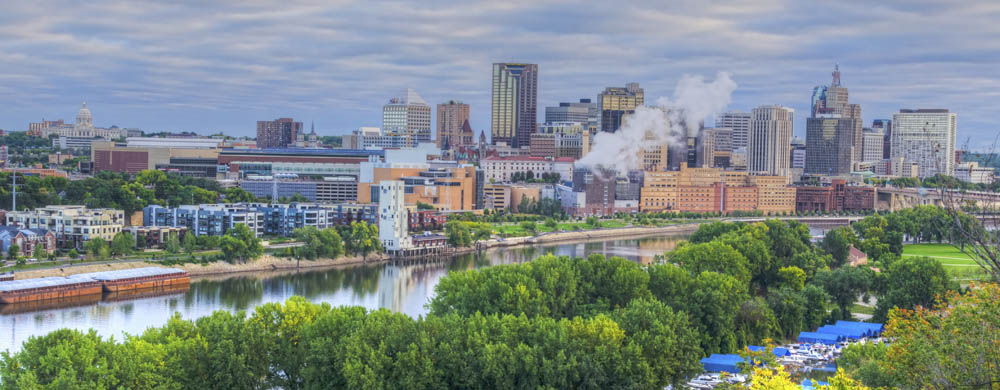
<box><xmin>902</xmin><ymin>243</ymin><xmax>986</xmax><ymax>280</ymax></box>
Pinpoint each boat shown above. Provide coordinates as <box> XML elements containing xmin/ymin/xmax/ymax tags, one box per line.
<box><xmin>0</xmin><ymin>276</ymin><xmax>103</xmax><ymax>304</ymax></box>
<box><xmin>82</xmin><ymin>267</ymin><xmax>190</xmax><ymax>292</ymax></box>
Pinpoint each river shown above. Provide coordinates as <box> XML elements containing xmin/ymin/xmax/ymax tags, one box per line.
<box><xmin>1</xmin><ymin>234</ymin><xmax>689</xmax><ymax>353</ymax></box>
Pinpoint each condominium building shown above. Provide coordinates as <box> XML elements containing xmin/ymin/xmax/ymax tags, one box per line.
<box><xmin>437</xmin><ymin>100</ymin><xmax>471</xmax><ymax>150</ymax></box>
<box><xmin>599</xmin><ymin>83</ymin><xmax>644</xmax><ymax>133</ymax></box>
<box><xmin>6</xmin><ymin>206</ymin><xmax>125</xmax><ymax>249</ymax></box>
<box><xmin>481</xmin><ymin>155</ymin><xmax>574</xmax><ymax>183</ymax></box>
<box><xmin>239</xmin><ymin>176</ymin><xmax>359</xmax><ymax>203</ymax></box>
<box><xmin>491</xmin><ymin>63</ymin><xmax>538</xmax><ymax>148</ymax></box>
<box><xmin>891</xmin><ymin>109</ymin><xmax>957</xmax><ymax>178</ymax></box>
<box><xmin>639</xmin><ymin>163</ymin><xmax>795</xmax><ymax>214</ymax></box>
<box><xmin>748</xmin><ymin>105</ymin><xmax>794</xmax><ymax>179</ymax></box>
<box><xmin>383</xmin><ymin>89</ymin><xmax>432</xmax><ymax>147</ymax></box>
<box><xmin>257</xmin><ymin>118</ymin><xmax>302</xmax><ymax>148</ymax></box>
<box><xmin>378</xmin><ymin>181</ymin><xmax>412</xmax><ymax>252</ymax></box>
<box><xmin>716</xmin><ymin>111</ymin><xmax>751</xmax><ymax>150</ymax></box>
<box><xmin>143</xmin><ymin>203</ymin><xmax>376</xmax><ymax>238</ymax></box>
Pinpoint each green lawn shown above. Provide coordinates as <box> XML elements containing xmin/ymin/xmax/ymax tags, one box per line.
<box><xmin>903</xmin><ymin>243</ymin><xmax>987</xmax><ymax>280</ymax></box>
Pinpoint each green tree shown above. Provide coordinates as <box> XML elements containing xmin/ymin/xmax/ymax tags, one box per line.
<box><xmin>6</xmin><ymin>244</ymin><xmax>19</xmax><ymax>260</ymax></box>
<box><xmin>110</xmin><ymin>231</ymin><xmax>134</xmax><ymax>257</ymax></box>
<box><xmin>67</xmin><ymin>248</ymin><xmax>79</xmax><ymax>259</ymax></box>
<box><xmin>815</xmin><ymin>266</ymin><xmax>875</xmax><ymax>320</ymax></box>
<box><xmin>519</xmin><ymin>221</ymin><xmax>537</xmax><ymax>235</ymax></box>
<box><xmin>350</xmin><ymin>222</ymin><xmax>381</xmax><ymax>261</ymax></box>
<box><xmin>84</xmin><ymin>238</ymin><xmax>109</xmax><ymax>260</ymax></box>
<box><xmin>822</xmin><ymin>226</ymin><xmax>858</xmax><ymax>267</ymax></box>
<box><xmin>222</xmin><ymin>187</ymin><xmax>258</xmax><ymax>203</ymax></box>
<box><xmin>182</xmin><ymin>231</ymin><xmax>197</xmax><ymax>254</ymax></box>
<box><xmin>874</xmin><ymin>256</ymin><xmax>957</xmax><ymax>322</ymax></box>
<box><xmin>670</xmin><ymin>241</ymin><xmax>751</xmax><ymax>287</ymax></box>
<box><xmin>0</xmin><ymin>329</ymin><xmax>118</xmax><ymax>389</ymax></box>
<box><xmin>776</xmin><ymin>266</ymin><xmax>806</xmax><ymax>291</ymax></box>
<box><xmin>416</xmin><ymin>201</ymin><xmax>435</xmax><ymax>210</ymax></box>
<box><xmin>220</xmin><ymin>224</ymin><xmax>262</xmax><ymax>263</ymax></box>
<box><xmin>444</xmin><ymin>221</ymin><xmax>472</xmax><ymax>247</ymax></box>
<box><xmin>611</xmin><ymin>298</ymin><xmax>704</xmax><ymax>387</ymax></box>
<box><xmin>586</xmin><ymin>216</ymin><xmax>600</xmax><ymax>228</ymax></box>
<box><xmin>688</xmin><ymin>271</ymin><xmax>749</xmax><ymax>354</ymax></box>
<box><xmin>165</xmin><ymin>233</ymin><xmax>182</xmax><ymax>254</ymax></box>
<box><xmin>544</xmin><ymin>218</ymin><xmax>558</xmax><ymax>230</ymax></box>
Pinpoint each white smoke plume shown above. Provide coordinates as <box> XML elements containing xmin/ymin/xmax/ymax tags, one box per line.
<box><xmin>577</xmin><ymin>72</ymin><xmax>737</xmax><ymax>176</ymax></box>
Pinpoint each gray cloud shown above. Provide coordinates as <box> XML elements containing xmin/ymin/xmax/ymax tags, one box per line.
<box><xmin>0</xmin><ymin>0</ymin><xmax>998</xmax><ymax>149</ymax></box>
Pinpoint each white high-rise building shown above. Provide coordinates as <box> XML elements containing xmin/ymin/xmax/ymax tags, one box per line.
<box><xmin>891</xmin><ymin>109</ymin><xmax>957</xmax><ymax>178</ymax></box>
<box><xmin>378</xmin><ymin>180</ymin><xmax>412</xmax><ymax>252</ymax></box>
<box><xmin>748</xmin><ymin>105</ymin><xmax>794</xmax><ymax>179</ymax></box>
<box><xmin>383</xmin><ymin>89</ymin><xmax>432</xmax><ymax>147</ymax></box>
<box><xmin>716</xmin><ymin>111</ymin><xmax>751</xmax><ymax>150</ymax></box>
<box><xmin>862</xmin><ymin>128</ymin><xmax>885</xmax><ymax>163</ymax></box>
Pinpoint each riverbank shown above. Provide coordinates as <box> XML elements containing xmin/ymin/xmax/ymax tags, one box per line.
<box><xmin>9</xmin><ymin>223</ymin><xmax>701</xmax><ymax>281</ymax></box>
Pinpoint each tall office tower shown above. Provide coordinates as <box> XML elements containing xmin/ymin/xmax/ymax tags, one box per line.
<box><xmin>383</xmin><ymin>88</ymin><xmax>432</xmax><ymax>147</ymax></box>
<box><xmin>378</xmin><ymin>180</ymin><xmax>411</xmax><ymax>252</ymax></box>
<box><xmin>790</xmin><ymin>137</ymin><xmax>807</xmax><ymax>169</ymax></box>
<box><xmin>872</xmin><ymin>119</ymin><xmax>892</xmax><ymax>159</ymax></box>
<box><xmin>437</xmin><ymin>100</ymin><xmax>470</xmax><ymax>150</ymax></box>
<box><xmin>891</xmin><ymin>109</ymin><xmax>957</xmax><ymax>178</ymax></box>
<box><xmin>862</xmin><ymin>128</ymin><xmax>885</xmax><ymax>163</ymax></box>
<box><xmin>805</xmin><ymin>116</ymin><xmax>854</xmax><ymax>175</ymax></box>
<box><xmin>545</xmin><ymin>99</ymin><xmax>599</xmax><ymax>132</ymax></box>
<box><xmin>257</xmin><ymin>118</ymin><xmax>303</xmax><ymax>148</ymax></box>
<box><xmin>809</xmin><ymin>64</ymin><xmax>864</xmax><ymax>162</ymax></box>
<box><xmin>716</xmin><ymin>111</ymin><xmax>751</xmax><ymax>150</ymax></box>
<box><xmin>491</xmin><ymin>63</ymin><xmax>538</xmax><ymax>148</ymax></box>
<box><xmin>599</xmin><ymin>82</ymin><xmax>644</xmax><ymax>133</ymax></box>
<box><xmin>748</xmin><ymin>105</ymin><xmax>794</xmax><ymax>178</ymax></box>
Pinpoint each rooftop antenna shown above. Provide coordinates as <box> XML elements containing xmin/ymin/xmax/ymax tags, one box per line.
<box><xmin>11</xmin><ymin>172</ymin><xmax>16</xmax><ymax>212</ymax></box>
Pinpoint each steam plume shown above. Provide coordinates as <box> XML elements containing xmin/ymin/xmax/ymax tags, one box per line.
<box><xmin>578</xmin><ymin>72</ymin><xmax>737</xmax><ymax>175</ymax></box>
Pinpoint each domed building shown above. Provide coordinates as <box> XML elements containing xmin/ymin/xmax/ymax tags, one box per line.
<box><xmin>38</xmin><ymin>102</ymin><xmax>137</xmax><ymax>139</ymax></box>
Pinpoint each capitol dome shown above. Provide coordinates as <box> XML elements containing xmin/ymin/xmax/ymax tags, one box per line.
<box><xmin>75</xmin><ymin>102</ymin><xmax>93</xmax><ymax>128</ymax></box>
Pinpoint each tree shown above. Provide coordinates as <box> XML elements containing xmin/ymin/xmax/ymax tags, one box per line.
<box><xmin>182</xmin><ymin>232</ymin><xmax>197</xmax><ymax>254</ymax></box>
<box><xmin>165</xmin><ymin>233</ymin><xmax>182</xmax><ymax>254</ymax></box>
<box><xmin>0</xmin><ymin>329</ymin><xmax>118</xmax><ymax>388</ymax></box>
<box><xmin>519</xmin><ymin>221</ymin><xmax>537</xmax><ymax>235</ymax></box>
<box><xmin>671</xmin><ymin>241</ymin><xmax>752</xmax><ymax>287</ymax></box>
<box><xmin>416</xmin><ymin>202</ymin><xmax>435</xmax><ymax>210</ymax></box>
<box><xmin>586</xmin><ymin>216</ymin><xmax>600</xmax><ymax>228</ymax></box>
<box><xmin>611</xmin><ymin>298</ymin><xmax>703</xmax><ymax>387</ymax></box>
<box><xmin>7</xmin><ymin>244</ymin><xmax>19</xmax><ymax>260</ymax></box>
<box><xmin>815</xmin><ymin>266</ymin><xmax>875</xmax><ymax>320</ymax></box>
<box><xmin>222</xmin><ymin>187</ymin><xmax>258</xmax><ymax>203</ymax></box>
<box><xmin>220</xmin><ymin>224</ymin><xmax>263</xmax><ymax>264</ymax></box>
<box><xmin>85</xmin><ymin>238</ymin><xmax>109</xmax><ymax>260</ymax></box>
<box><xmin>350</xmin><ymin>222</ymin><xmax>381</xmax><ymax>261</ymax></box>
<box><xmin>110</xmin><ymin>232</ymin><xmax>134</xmax><ymax>257</ymax></box>
<box><xmin>67</xmin><ymin>248</ymin><xmax>79</xmax><ymax>259</ymax></box>
<box><xmin>874</xmin><ymin>256</ymin><xmax>957</xmax><ymax>322</ymax></box>
<box><xmin>822</xmin><ymin>226</ymin><xmax>858</xmax><ymax>267</ymax></box>
<box><xmin>882</xmin><ymin>282</ymin><xmax>1000</xmax><ymax>390</ymax></box>
<box><xmin>544</xmin><ymin>218</ymin><xmax>558</xmax><ymax>230</ymax></box>
<box><xmin>444</xmin><ymin>222</ymin><xmax>472</xmax><ymax>247</ymax></box>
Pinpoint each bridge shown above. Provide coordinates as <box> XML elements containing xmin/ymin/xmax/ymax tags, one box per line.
<box><xmin>875</xmin><ymin>187</ymin><xmax>1000</xmax><ymax>211</ymax></box>
<box><xmin>725</xmin><ymin>216</ymin><xmax>863</xmax><ymax>229</ymax></box>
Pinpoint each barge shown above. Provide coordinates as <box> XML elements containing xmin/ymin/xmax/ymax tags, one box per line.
<box><xmin>82</xmin><ymin>267</ymin><xmax>190</xmax><ymax>292</ymax></box>
<box><xmin>0</xmin><ymin>276</ymin><xmax>103</xmax><ymax>304</ymax></box>
<box><xmin>0</xmin><ymin>272</ymin><xmax>13</xmax><ymax>282</ymax></box>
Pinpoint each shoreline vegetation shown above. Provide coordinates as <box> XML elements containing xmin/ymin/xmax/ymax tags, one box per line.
<box><xmin>9</xmin><ymin>224</ymin><xmax>703</xmax><ymax>280</ymax></box>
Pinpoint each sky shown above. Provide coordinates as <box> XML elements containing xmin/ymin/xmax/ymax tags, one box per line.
<box><xmin>1</xmin><ymin>0</ymin><xmax>999</xmax><ymax>150</ymax></box>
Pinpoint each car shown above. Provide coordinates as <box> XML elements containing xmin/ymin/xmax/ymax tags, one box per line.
<box><xmin>27</xmin><ymin>258</ymin><xmax>38</xmax><ymax>263</ymax></box>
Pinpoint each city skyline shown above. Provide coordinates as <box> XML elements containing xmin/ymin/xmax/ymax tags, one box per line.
<box><xmin>0</xmin><ymin>1</ymin><xmax>998</xmax><ymax>149</ymax></box>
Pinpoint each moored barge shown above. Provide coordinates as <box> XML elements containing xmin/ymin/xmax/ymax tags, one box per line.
<box><xmin>0</xmin><ymin>276</ymin><xmax>103</xmax><ymax>304</ymax></box>
<box><xmin>0</xmin><ymin>272</ymin><xmax>13</xmax><ymax>282</ymax></box>
<box><xmin>82</xmin><ymin>267</ymin><xmax>190</xmax><ymax>292</ymax></box>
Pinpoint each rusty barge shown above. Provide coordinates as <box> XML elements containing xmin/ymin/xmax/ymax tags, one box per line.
<box><xmin>0</xmin><ymin>267</ymin><xmax>189</xmax><ymax>304</ymax></box>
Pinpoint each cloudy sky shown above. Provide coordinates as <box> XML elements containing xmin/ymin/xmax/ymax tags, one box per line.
<box><xmin>1</xmin><ymin>0</ymin><xmax>998</xmax><ymax>149</ymax></box>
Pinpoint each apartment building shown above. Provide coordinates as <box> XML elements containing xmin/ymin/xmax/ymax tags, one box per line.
<box><xmin>639</xmin><ymin>164</ymin><xmax>795</xmax><ymax>214</ymax></box>
<box><xmin>6</xmin><ymin>205</ymin><xmax>125</xmax><ymax>249</ymax></box>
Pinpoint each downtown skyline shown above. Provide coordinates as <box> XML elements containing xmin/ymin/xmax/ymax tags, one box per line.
<box><xmin>1</xmin><ymin>1</ymin><xmax>998</xmax><ymax>149</ymax></box>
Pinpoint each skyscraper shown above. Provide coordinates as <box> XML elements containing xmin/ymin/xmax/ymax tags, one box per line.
<box><xmin>599</xmin><ymin>83</ymin><xmax>644</xmax><ymax>133</ymax></box>
<box><xmin>748</xmin><ymin>105</ymin><xmax>794</xmax><ymax>178</ymax></box>
<box><xmin>545</xmin><ymin>99</ymin><xmax>598</xmax><ymax>132</ymax></box>
<box><xmin>872</xmin><ymin>119</ymin><xmax>892</xmax><ymax>159</ymax></box>
<box><xmin>891</xmin><ymin>109</ymin><xmax>957</xmax><ymax>178</ymax></box>
<box><xmin>257</xmin><ymin>118</ymin><xmax>303</xmax><ymax>148</ymax></box>
<box><xmin>808</xmin><ymin>64</ymin><xmax>863</xmax><ymax>162</ymax></box>
<box><xmin>491</xmin><ymin>63</ymin><xmax>538</xmax><ymax>148</ymax></box>
<box><xmin>862</xmin><ymin>128</ymin><xmax>885</xmax><ymax>163</ymax></box>
<box><xmin>716</xmin><ymin>111</ymin><xmax>751</xmax><ymax>150</ymax></box>
<box><xmin>437</xmin><ymin>100</ymin><xmax>470</xmax><ymax>150</ymax></box>
<box><xmin>805</xmin><ymin>115</ymin><xmax>854</xmax><ymax>175</ymax></box>
<box><xmin>383</xmin><ymin>88</ymin><xmax>432</xmax><ymax>147</ymax></box>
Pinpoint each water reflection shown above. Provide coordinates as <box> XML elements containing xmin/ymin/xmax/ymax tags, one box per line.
<box><xmin>0</xmin><ymin>234</ymin><xmax>686</xmax><ymax>353</ymax></box>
